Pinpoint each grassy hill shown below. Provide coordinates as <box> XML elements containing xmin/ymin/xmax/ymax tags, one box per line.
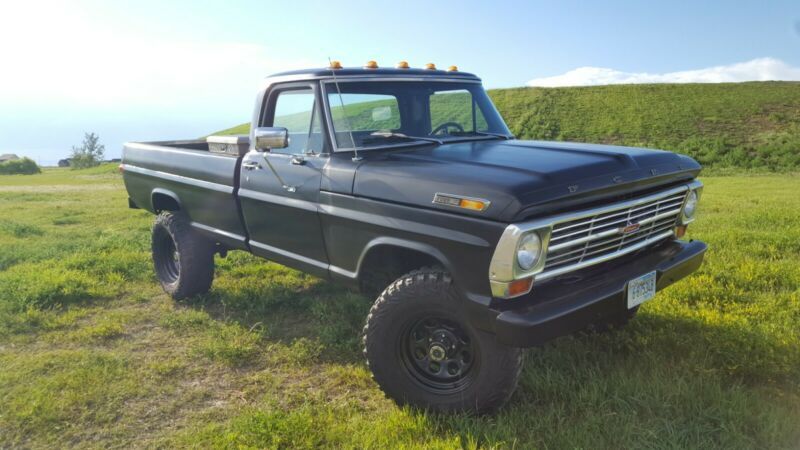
<box><xmin>216</xmin><ymin>81</ymin><xmax>800</xmax><ymax>170</ymax></box>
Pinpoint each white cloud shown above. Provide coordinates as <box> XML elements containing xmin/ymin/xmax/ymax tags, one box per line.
<box><xmin>527</xmin><ymin>58</ymin><xmax>800</xmax><ymax>87</ymax></box>
<box><xmin>0</xmin><ymin>0</ymin><xmax>315</xmax><ymax>113</ymax></box>
<box><xmin>0</xmin><ymin>0</ymin><xmax>318</xmax><ymax>162</ymax></box>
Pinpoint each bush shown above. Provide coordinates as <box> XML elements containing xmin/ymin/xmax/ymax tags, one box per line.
<box><xmin>0</xmin><ymin>157</ymin><xmax>41</xmax><ymax>175</ymax></box>
<box><xmin>70</xmin><ymin>132</ymin><xmax>105</xmax><ymax>169</ymax></box>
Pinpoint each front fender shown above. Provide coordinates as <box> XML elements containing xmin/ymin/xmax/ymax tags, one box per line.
<box><xmin>355</xmin><ymin>236</ymin><xmax>456</xmax><ymax>279</ymax></box>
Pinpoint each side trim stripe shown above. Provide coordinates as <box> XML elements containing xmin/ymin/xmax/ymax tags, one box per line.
<box><xmin>190</xmin><ymin>222</ymin><xmax>246</xmax><ymax>242</ymax></box>
<box><xmin>122</xmin><ymin>164</ymin><xmax>233</xmax><ymax>194</ymax></box>
<box><xmin>238</xmin><ymin>188</ymin><xmax>318</xmax><ymax>212</ymax></box>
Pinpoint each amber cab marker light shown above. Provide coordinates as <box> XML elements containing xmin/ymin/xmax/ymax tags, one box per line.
<box><xmin>329</xmin><ymin>60</ymin><xmax>342</xmax><ymax>69</ymax></box>
<box><xmin>364</xmin><ymin>60</ymin><xmax>378</xmax><ymax>69</ymax></box>
<box><xmin>675</xmin><ymin>225</ymin><xmax>688</xmax><ymax>238</ymax></box>
<box><xmin>396</xmin><ymin>60</ymin><xmax>410</xmax><ymax>69</ymax></box>
<box><xmin>424</xmin><ymin>63</ymin><xmax>437</xmax><ymax>70</ymax></box>
<box><xmin>459</xmin><ymin>198</ymin><xmax>486</xmax><ymax>211</ymax></box>
<box><xmin>508</xmin><ymin>277</ymin><xmax>534</xmax><ymax>297</ymax></box>
<box><xmin>447</xmin><ymin>65</ymin><xmax>458</xmax><ymax>72</ymax></box>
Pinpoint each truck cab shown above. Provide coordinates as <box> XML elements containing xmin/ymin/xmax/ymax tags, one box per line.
<box><xmin>122</xmin><ymin>61</ymin><xmax>706</xmax><ymax>413</ymax></box>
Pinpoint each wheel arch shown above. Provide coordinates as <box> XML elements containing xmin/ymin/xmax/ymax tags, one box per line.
<box><xmin>151</xmin><ymin>188</ymin><xmax>182</xmax><ymax>212</ymax></box>
<box><xmin>358</xmin><ymin>237</ymin><xmax>454</xmax><ymax>275</ymax></box>
<box><xmin>354</xmin><ymin>237</ymin><xmax>458</xmax><ymax>296</ymax></box>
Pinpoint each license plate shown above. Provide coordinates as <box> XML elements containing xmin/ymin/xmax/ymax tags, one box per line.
<box><xmin>627</xmin><ymin>271</ymin><xmax>656</xmax><ymax>309</ymax></box>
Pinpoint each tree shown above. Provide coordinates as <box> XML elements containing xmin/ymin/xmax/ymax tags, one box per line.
<box><xmin>70</xmin><ymin>132</ymin><xmax>105</xmax><ymax>169</ymax></box>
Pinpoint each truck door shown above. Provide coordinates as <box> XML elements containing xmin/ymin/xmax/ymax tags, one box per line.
<box><xmin>238</xmin><ymin>83</ymin><xmax>329</xmax><ymax>278</ymax></box>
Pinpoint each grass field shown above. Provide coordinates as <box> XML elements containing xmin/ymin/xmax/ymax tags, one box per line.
<box><xmin>1</xmin><ymin>165</ymin><xmax>798</xmax><ymax>448</ymax></box>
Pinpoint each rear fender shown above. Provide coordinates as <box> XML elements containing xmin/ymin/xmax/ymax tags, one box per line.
<box><xmin>151</xmin><ymin>188</ymin><xmax>182</xmax><ymax>212</ymax></box>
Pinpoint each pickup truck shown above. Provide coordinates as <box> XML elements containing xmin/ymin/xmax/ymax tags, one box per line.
<box><xmin>122</xmin><ymin>62</ymin><xmax>706</xmax><ymax>414</ymax></box>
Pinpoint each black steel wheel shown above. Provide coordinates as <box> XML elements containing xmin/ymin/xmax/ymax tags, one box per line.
<box><xmin>153</xmin><ymin>226</ymin><xmax>181</xmax><ymax>284</ymax></box>
<box><xmin>400</xmin><ymin>317</ymin><xmax>477</xmax><ymax>393</ymax></box>
<box><xmin>151</xmin><ymin>212</ymin><xmax>215</xmax><ymax>299</ymax></box>
<box><xmin>363</xmin><ymin>268</ymin><xmax>524</xmax><ymax>414</ymax></box>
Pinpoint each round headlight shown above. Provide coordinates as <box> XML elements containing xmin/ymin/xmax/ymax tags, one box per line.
<box><xmin>683</xmin><ymin>190</ymin><xmax>698</xmax><ymax>220</ymax></box>
<box><xmin>517</xmin><ymin>233</ymin><xmax>542</xmax><ymax>271</ymax></box>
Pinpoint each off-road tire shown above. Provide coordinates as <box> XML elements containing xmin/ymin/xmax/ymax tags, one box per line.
<box><xmin>363</xmin><ymin>268</ymin><xmax>524</xmax><ymax>414</ymax></box>
<box><xmin>151</xmin><ymin>212</ymin><xmax>215</xmax><ymax>300</ymax></box>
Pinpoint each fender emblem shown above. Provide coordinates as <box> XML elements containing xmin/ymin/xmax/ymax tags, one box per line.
<box><xmin>567</xmin><ymin>185</ymin><xmax>579</xmax><ymax>193</ymax></box>
<box><xmin>620</xmin><ymin>222</ymin><xmax>641</xmax><ymax>235</ymax></box>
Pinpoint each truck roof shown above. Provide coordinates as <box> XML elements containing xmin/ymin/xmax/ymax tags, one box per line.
<box><xmin>267</xmin><ymin>66</ymin><xmax>481</xmax><ymax>81</ymax></box>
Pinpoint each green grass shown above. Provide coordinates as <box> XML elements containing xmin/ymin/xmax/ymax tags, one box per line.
<box><xmin>217</xmin><ymin>81</ymin><xmax>800</xmax><ymax>170</ymax></box>
<box><xmin>1</xmin><ymin>166</ymin><xmax>799</xmax><ymax>448</ymax></box>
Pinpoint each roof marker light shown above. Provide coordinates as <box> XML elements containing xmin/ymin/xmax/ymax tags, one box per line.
<box><xmin>364</xmin><ymin>60</ymin><xmax>378</xmax><ymax>69</ymax></box>
<box><xmin>329</xmin><ymin>60</ymin><xmax>342</xmax><ymax>69</ymax></box>
<box><xmin>396</xmin><ymin>60</ymin><xmax>410</xmax><ymax>69</ymax></box>
<box><xmin>448</xmin><ymin>65</ymin><xmax>458</xmax><ymax>72</ymax></box>
<box><xmin>424</xmin><ymin>63</ymin><xmax>436</xmax><ymax>70</ymax></box>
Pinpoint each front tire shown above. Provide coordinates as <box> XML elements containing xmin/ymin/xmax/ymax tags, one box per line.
<box><xmin>151</xmin><ymin>212</ymin><xmax>215</xmax><ymax>299</ymax></box>
<box><xmin>363</xmin><ymin>268</ymin><xmax>523</xmax><ymax>414</ymax></box>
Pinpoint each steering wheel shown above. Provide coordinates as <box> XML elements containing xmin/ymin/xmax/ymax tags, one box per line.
<box><xmin>431</xmin><ymin>121</ymin><xmax>465</xmax><ymax>136</ymax></box>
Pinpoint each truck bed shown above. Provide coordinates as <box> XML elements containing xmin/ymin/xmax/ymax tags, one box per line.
<box><xmin>121</xmin><ymin>140</ymin><xmax>249</xmax><ymax>249</ymax></box>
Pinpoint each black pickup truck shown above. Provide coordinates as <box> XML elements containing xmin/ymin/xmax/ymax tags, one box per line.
<box><xmin>122</xmin><ymin>62</ymin><xmax>706</xmax><ymax>413</ymax></box>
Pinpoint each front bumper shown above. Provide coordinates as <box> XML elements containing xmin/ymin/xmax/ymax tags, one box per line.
<box><xmin>493</xmin><ymin>239</ymin><xmax>707</xmax><ymax>347</ymax></box>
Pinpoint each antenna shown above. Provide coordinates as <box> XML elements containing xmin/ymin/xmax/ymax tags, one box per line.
<box><xmin>328</xmin><ymin>57</ymin><xmax>361</xmax><ymax>162</ymax></box>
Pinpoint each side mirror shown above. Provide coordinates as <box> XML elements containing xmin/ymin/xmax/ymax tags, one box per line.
<box><xmin>254</xmin><ymin>127</ymin><xmax>289</xmax><ymax>151</ymax></box>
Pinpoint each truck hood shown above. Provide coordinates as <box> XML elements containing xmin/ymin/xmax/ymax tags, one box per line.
<box><xmin>352</xmin><ymin>139</ymin><xmax>701</xmax><ymax>222</ymax></box>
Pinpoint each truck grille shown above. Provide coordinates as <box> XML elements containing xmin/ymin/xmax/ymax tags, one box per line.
<box><xmin>539</xmin><ymin>188</ymin><xmax>688</xmax><ymax>280</ymax></box>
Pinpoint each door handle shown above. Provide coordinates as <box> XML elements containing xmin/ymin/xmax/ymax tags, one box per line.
<box><xmin>290</xmin><ymin>156</ymin><xmax>306</xmax><ymax>165</ymax></box>
<box><xmin>243</xmin><ymin>161</ymin><xmax>261</xmax><ymax>171</ymax></box>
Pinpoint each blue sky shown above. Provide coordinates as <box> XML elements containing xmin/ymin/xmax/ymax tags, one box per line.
<box><xmin>1</xmin><ymin>0</ymin><xmax>798</xmax><ymax>164</ymax></box>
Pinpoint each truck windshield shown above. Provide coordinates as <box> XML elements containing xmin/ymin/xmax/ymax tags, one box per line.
<box><xmin>324</xmin><ymin>81</ymin><xmax>512</xmax><ymax>150</ymax></box>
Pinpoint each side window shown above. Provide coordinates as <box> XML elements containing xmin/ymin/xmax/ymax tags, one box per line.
<box><xmin>430</xmin><ymin>90</ymin><xmax>487</xmax><ymax>133</ymax></box>
<box><xmin>271</xmin><ymin>88</ymin><xmax>324</xmax><ymax>155</ymax></box>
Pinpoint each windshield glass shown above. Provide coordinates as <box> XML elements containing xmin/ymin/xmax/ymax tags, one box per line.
<box><xmin>324</xmin><ymin>81</ymin><xmax>512</xmax><ymax>150</ymax></box>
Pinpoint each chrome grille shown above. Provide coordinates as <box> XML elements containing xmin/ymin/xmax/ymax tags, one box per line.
<box><xmin>539</xmin><ymin>188</ymin><xmax>688</xmax><ymax>280</ymax></box>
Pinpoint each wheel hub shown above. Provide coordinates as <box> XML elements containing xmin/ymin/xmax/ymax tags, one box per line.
<box><xmin>402</xmin><ymin>317</ymin><xmax>476</xmax><ymax>392</ymax></box>
<box><xmin>429</xmin><ymin>344</ymin><xmax>446</xmax><ymax>361</ymax></box>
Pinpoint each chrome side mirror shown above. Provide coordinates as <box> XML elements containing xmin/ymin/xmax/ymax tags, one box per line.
<box><xmin>254</xmin><ymin>127</ymin><xmax>289</xmax><ymax>151</ymax></box>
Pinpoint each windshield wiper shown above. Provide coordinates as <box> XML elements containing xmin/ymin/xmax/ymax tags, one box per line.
<box><xmin>368</xmin><ymin>131</ymin><xmax>442</xmax><ymax>145</ymax></box>
<box><xmin>476</xmin><ymin>131</ymin><xmax>513</xmax><ymax>140</ymax></box>
<box><xmin>450</xmin><ymin>131</ymin><xmax>513</xmax><ymax>140</ymax></box>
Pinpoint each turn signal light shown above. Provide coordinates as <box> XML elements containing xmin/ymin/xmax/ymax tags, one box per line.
<box><xmin>675</xmin><ymin>224</ymin><xmax>688</xmax><ymax>238</ymax></box>
<box><xmin>433</xmin><ymin>193</ymin><xmax>490</xmax><ymax>211</ymax></box>
<box><xmin>424</xmin><ymin>62</ymin><xmax>436</xmax><ymax>70</ymax></box>
<box><xmin>118</xmin><ymin>164</ymin><xmax>124</xmax><ymax>173</ymax></box>
<box><xmin>396</xmin><ymin>60</ymin><xmax>409</xmax><ymax>69</ymax></box>
<box><xmin>364</xmin><ymin>60</ymin><xmax>378</xmax><ymax>69</ymax></box>
<box><xmin>329</xmin><ymin>60</ymin><xmax>342</xmax><ymax>69</ymax></box>
<box><xmin>459</xmin><ymin>198</ymin><xmax>486</xmax><ymax>211</ymax></box>
<box><xmin>507</xmin><ymin>277</ymin><xmax>534</xmax><ymax>297</ymax></box>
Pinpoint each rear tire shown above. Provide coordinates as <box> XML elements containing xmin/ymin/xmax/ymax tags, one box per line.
<box><xmin>363</xmin><ymin>268</ymin><xmax>523</xmax><ymax>414</ymax></box>
<box><xmin>151</xmin><ymin>212</ymin><xmax>215</xmax><ymax>299</ymax></box>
